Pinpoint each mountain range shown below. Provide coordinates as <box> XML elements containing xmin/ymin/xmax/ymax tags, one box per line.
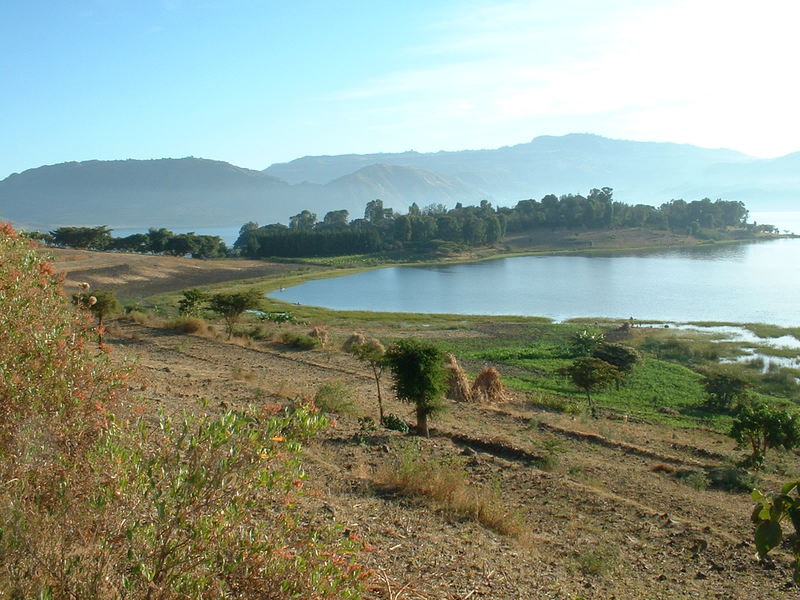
<box><xmin>1</xmin><ymin>133</ymin><xmax>798</xmax><ymax>232</ymax></box>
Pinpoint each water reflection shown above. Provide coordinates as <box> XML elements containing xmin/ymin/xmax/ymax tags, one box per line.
<box><xmin>271</xmin><ymin>238</ymin><xmax>800</xmax><ymax>327</ymax></box>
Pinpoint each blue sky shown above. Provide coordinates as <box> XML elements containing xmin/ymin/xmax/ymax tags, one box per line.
<box><xmin>1</xmin><ymin>0</ymin><xmax>797</xmax><ymax>180</ymax></box>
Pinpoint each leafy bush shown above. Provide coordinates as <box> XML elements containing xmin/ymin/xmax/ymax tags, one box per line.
<box><xmin>702</xmin><ymin>371</ymin><xmax>750</xmax><ymax>411</ymax></box>
<box><xmin>281</xmin><ymin>331</ymin><xmax>322</xmax><ymax>350</ymax></box>
<box><xmin>381</xmin><ymin>413</ymin><xmax>410</xmax><ymax>433</ymax></box>
<box><xmin>261</xmin><ymin>311</ymin><xmax>298</xmax><ymax>324</ymax></box>
<box><xmin>177</xmin><ymin>288</ymin><xmax>207</xmax><ymax>317</ymax></box>
<box><xmin>752</xmin><ymin>479</ymin><xmax>800</xmax><ymax>584</ymax></box>
<box><xmin>569</xmin><ymin>330</ymin><xmax>604</xmax><ymax>357</ymax></box>
<box><xmin>730</xmin><ymin>402</ymin><xmax>800</xmax><ymax>468</ymax></box>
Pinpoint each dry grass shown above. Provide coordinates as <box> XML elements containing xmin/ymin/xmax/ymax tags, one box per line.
<box><xmin>376</xmin><ymin>442</ymin><xmax>521</xmax><ymax>537</ymax></box>
<box><xmin>445</xmin><ymin>353</ymin><xmax>473</xmax><ymax>402</ymax></box>
<box><xmin>341</xmin><ymin>332</ymin><xmax>366</xmax><ymax>352</ymax></box>
<box><xmin>472</xmin><ymin>367</ymin><xmax>506</xmax><ymax>403</ymax></box>
<box><xmin>309</xmin><ymin>326</ymin><xmax>329</xmax><ymax>348</ymax></box>
<box><xmin>169</xmin><ymin>316</ymin><xmax>209</xmax><ymax>335</ymax></box>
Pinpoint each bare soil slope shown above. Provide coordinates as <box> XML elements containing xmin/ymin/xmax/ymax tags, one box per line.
<box><xmin>107</xmin><ymin>320</ymin><xmax>796</xmax><ymax>600</ymax></box>
<box><xmin>48</xmin><ymin>248</ymin><xmax>296</xmax><ymax>300</ymax></box>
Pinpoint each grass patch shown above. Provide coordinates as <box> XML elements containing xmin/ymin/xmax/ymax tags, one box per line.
<box><xmin>314</xmin><ymin>381</ymin><xmax>362</xmax><ymax>417</ymax></box>
<box><xmin>574</xmin><ymin>544</ymin><xmax>619</xmax><ymax>576</ymax></box>
<box><xmin>744</xmin><ymin>323</ymin><xmax>800</xmax><ymax>341</ymax></box>
<box><xmin>376</xmin><ymin>441</ymin><xmax>521</xmax><ymax>536</ymax></box>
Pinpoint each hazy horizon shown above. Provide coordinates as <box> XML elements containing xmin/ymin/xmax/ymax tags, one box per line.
<box><xmin>2</xmin><ymin>1</ymin><xmax>798</xmax><ymax>180</ymax></box>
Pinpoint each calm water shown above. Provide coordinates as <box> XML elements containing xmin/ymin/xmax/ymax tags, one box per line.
<box><xmin>271</xmin><ymin>238</ymin><xmax>800</xmax><ymax>326</ymax></box>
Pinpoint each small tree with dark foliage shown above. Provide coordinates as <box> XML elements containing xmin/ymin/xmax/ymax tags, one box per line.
<box><xmin>385</xmin><ymin>339</ymin><xmax>448</xmax><ymax>437</ymax></box>
<box><xmin>592</xmin><ymin>342</ymin><xmax>641</xmax><ymax>390</ymax></box>
<box><xmin>702</xmin><ymin>371</ymin><xmax>750</xmax><ymax>411</ymax></box>
<box><xmin>558</xmin><ymin>357</ymin><xmax>620</xmax><ymax>417</ymax></box>
<box><xmin>209</xmin><ymin>289</ymin><xmax>262</xmax><ymax>340</ymax></box>
<box><xmin>730</xmin><ymin>402</ymin><xmax>800</xmax><ymax>468</ymax></box>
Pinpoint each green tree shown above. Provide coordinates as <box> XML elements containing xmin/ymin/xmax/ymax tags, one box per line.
<box><xmin>558</xmin><ymin>357</ymin><xmax>620</xmax><ymax>417</ymax></box>
<box><xmin>178</xmin><ymin>288</ymin><xmax>208</xmax><ymax>317</ymax></box>
<box><xmin>702</xmin><ymin>371</ymin><xmax>750</xmax><ymax>411</ymax></box>
<box><xmin>350</xmin><ymin>338</ymin><xmax>387</xmax><ymax>423</ymax></box>
<box><xmin>364</xmin><ymin>199</ymin><xmax>393</xmax><ymax>223</ymax></box>
<box><xmin>209</xmin><ymin>289</ymin><xmax>262</xmax><ymax>340</ymax></box>
<box><xmin>592</xmin><ymin>342</ymin><xmax>641</xmax><ymax>390</ymax></box>
<box><xmin>569</xmin><ymin>329</ymin><xmax>604</xmax><ymax>357</ymax></box>
<box><xmin>385</xmin><ymin>339</ymin><xmax>448</xmax><ymax>437</ymax></box>
<box><xmin>321</xmin><ymin>209</ymin><xmax>349</xmax><ymax>229</ymax></box>
<box><xmin>730</xmin><ymin>403</ymin><xmax>800</xmax><ymax>468</ymax></box>
<box><xmin>50</xmin><ymin>225</ymin><xmax>113</xmax><ymax>249</ymax></box>
<box><xmin>146</xmin><ymin>227</ymin><xmax>174</xmax><ymax>253</ymax></box>
<box><xmin>289</xmin><ymin>210</ymin><xmax>317</xmax><ymax>231</ymax></box>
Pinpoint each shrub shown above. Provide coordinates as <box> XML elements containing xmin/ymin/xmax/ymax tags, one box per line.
<box><xmin>569</xmin><ymin>329</ymin><xmax>604</xmax><ymax>357</ymax></box>
<box><xmin>0</xmin><ymin>223</ymin><xmax>366</xmax><ymax>598</ymax></box>
<box><xmin>382</xmin><ymin>413</ymin><xmax>410</xmax><ymax>433</ymax></box>
<box><xmin>281</xmin><ymin>331</ymin><xmax>321</xmax><ymax>350</ymax></box>
<box><xmin>177</xmin><ymin>288</ymin><xmax>207</xmax><ymax>317</ymax></box>
<box><xmin>169</xmin><ymin>315</ymin><xmax>208</xmax><ymax>334</ymax></box>
<box><xmin>702</xmin><ymin>371</ymin><xmax>750</xmax><ymax>411</ymax></box>
<box><xmin>376</xmin><ymin>441</ymin><xmax>519</xmax><ymax>536</ymax></box>
<box><xmin>730</xmin><ymin>402</ymin><xmax>800</xmax><ymax>469</ymax></box>
<box><xmin>752</xmin><ymin>478</ymin><xmax>800</xmax><ymax>585</ymax></box>
<box><xmin>314</xmin><ymin>381</ymin><xmax>362</xmax><ymax>417</ymax></box>
<box><xmin>682</xmin><ymin>469</ymin><xmax>710</xmax><ymax>491</ymax></box>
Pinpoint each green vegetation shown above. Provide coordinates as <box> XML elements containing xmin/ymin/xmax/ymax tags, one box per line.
<box><xmin>730</xmin><ymin>403</ymin><xmax>800</xmax><ymax>468</ymax></box>
<box><xmin>234</xmin><ymin>193</ymin><xmax>756</xmax><ymax>259</ymax></box>
<box><xmin>314</xmin><ymin>381</ymin><xmax>362</xmax><ymax>417</ymax></box>
<box><xmin>0</xmin><ymin>223</ymin><xmax>364</xmax><ymax>598</ymax></box>
<box><xmin>557</xmin><ymin>357</ymin><xmax>621</xmax><ymax>417</ymax></box>
<box><xmin>348</xmin><ymin>337</ymin><xmax>388</xmax><ymax>422</ymax></box>
<box><xmin>384</xmin><ymin>339</ymin><xmax>449</xmax><ymax>437</ymax></box>
<box><xmin>208</xmin><ymin>288</ymin><xmax>262</xmax><ymax>340</ymax></box>
<box><xmin>44</xmin><ymin>225</ymin><xmax>228</xmax><ymax>257</ymax></box>
<box><xmin>702</xmin><ymin>371</ymin><xmax>751</xmax><ymax>411</ymax></box>
<box><xmin>752</xmin><ymin>479</ymin><xmax>800</xmax><ymax>584</ymax></box>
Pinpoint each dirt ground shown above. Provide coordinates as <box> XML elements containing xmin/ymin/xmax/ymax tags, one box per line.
<box><xmin>48</xmin><ymin>248</ymin><xmax>297</xmax><ymax>300</ymax></box>
<box><xmin>103</xmin><ymin>319</ymin><xmax>798</xmax><ymax>600</ymax></box>
<box><xmin>49</xmin><ymin>246</ymin><xmax>798</xmax><ymax>598</ymax></box>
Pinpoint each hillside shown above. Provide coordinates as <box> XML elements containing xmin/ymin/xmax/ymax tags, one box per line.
<box><xmin>102</xmin><ymin>314</ymin><xmax>796</xmax><ymax>599</ymax></box>
<box><xmin>2</xmin><ymin>134</ymin><xmax>799</xmax><ymax>233</ymax></box>
<box><xmin>40</xmin><ymin>246</ymin><xmax>800</xmax><ymax>598</ymax></box>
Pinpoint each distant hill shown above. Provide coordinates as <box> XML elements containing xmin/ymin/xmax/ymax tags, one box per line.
<box><xmin>265</xmin><ymin>134</ymin><xmax>779</xmax><ymax>208</ymax></box>
<box><xmin>2</xmin><ymin>134</ymin><xmax>799</xmax><ymax>232</ymax></box>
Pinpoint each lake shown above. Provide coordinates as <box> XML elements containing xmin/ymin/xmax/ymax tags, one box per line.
<box><xmin>270</xmin><ymin>238</ymin><xmax>800</xmax><ymax>327</ymax></box>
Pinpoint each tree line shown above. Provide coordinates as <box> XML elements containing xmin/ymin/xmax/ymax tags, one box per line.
<box><xmin>32</xmin><ymin>225</ymin><xmax>228</xmax><ymax>258</ymax></box>
<box><xmin>34</xmin><ymin>189</ymin><xmax>759</xmax><ymax>259</ymax></box>
<box><xmin>235</xmin><ymin>190</ymin><xmax>757</xmax><ymax>259</ymax></box>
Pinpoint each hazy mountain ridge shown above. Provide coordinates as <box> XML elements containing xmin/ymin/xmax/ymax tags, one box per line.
<box><xmin>1</xmin><ymin>134</ymin><xmax>797</xmax><ymax>232</ymax></box>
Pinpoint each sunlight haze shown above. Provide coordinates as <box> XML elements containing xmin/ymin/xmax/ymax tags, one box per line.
<box><xmin>1</xmin><ymin>0</ymin><xmax>797</xmax><ymax>179</ymax></box>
